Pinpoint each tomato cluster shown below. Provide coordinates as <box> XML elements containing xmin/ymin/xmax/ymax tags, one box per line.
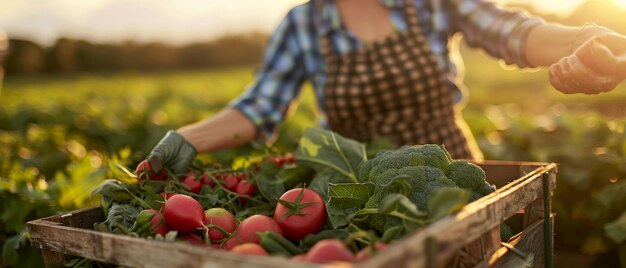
<box><xmin>130</xmin><ymin>154</ymin><xmax>387</xmax><ymax>264</ymax></box>
<box><xmin>264</xmin><ymin>153</ymin><xmax>296</xmax><ymax>168</ymax></box>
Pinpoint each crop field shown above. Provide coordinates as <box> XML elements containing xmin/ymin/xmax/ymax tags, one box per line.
<box><xmin>1</xmin><ymin>48</ymin><xmax>626</xmax><ymax>267</ymax></box>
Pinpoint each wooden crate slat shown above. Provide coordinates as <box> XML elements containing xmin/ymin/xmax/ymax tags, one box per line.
<box><xmin>29</xmin><ymin>219</ymin><xmax>317</xmax><ymax>268</ymax></box>
<box><xmin>490</xmin><ymin>215</ymin><xmax>554</xmax><ymax>268</ymax></box>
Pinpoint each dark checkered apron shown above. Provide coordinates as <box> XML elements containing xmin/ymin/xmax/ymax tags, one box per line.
<box><xmin>318</xmin><ymin>0</ymin><xmax>473</xmax><ymax>159</ymax></box>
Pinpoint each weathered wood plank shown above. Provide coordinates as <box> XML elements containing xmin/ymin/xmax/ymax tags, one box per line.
<box><xmin>32</xmin><ymin>206</ymin><xmax>102</xmax><ymax>267</ymax></box>
<box><xmin>41</xmin><ymin>249</ymin><xmax>65</xmax><ymax>268</ymax></box>
<box><xmin>60</xmin><ymin>206</ymin><xmax>105</xmax><ymax>229</ymax></box>
<box><xmin>29</xmin><ymin>220</ymin><xmax>318</xmax><ymax>268</ymax></box>
<box><xmin>474</xmin><ymin>161</ymin><xmax>547</xmax><ymax>188</ymax></box>
<box><xmin>490</xmin><ymin>215</ymin><xmax>554</xmax><ymax>268</ymax></box>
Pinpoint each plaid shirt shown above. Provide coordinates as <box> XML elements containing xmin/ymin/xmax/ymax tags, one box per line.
<box><xmin>230</xmin><ymin>0</ymin><xmax>544</xmax><ymax>137</ymax></box>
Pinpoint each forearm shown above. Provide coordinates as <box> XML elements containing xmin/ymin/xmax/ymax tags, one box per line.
<box><xmin>525</xmin><ymin>23</ymin><xmax>625</xmax><ymax>67</ymax></box>
<box><xmin>177</xmin><ymin>108</ymin><xmax>256</xmax><ymax>153</ymax></box>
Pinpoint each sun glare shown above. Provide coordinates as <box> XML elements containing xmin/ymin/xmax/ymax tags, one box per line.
<box><xmin>614</xmin><ymin>0</ymin><xmax>626</xmax><ymax>9</ymax></box>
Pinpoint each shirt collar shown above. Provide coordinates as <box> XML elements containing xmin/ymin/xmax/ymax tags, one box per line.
<box><xmin>318</xmin><ymin>0</ymin><xmax>405</xmax><ymax>36</ymax></box>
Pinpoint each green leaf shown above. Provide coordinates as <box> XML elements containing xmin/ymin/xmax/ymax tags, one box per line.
<box><xmin>1</xmin><ymin>199</ymin><xmax>34</xmax><ymax>233</ymax></box>
<box><xmin>376</xmin><ymin>194</ymin><xmax>427</xmax><ymax>231</ymax></box>
<box><xmin>309</xmin><ymin>172</ymin><xmax>335</xmax><ymax>200</ymax></box>
<box><xmin>1</xmin><ymin>228</ymin><xmax>27</xmax><ymax>266</ymax></box>
<box><xmin>380</xmin><ymin>225</ymin><xmax>406</xmax><ymax>243</ymax></box>
<box><xmin>55</xmin><ymin>153</ymin><xmax>108</xmax><ymax>208</ymax></box>
<box><xmin>103</xmin><ymin>203</ymin><xmax>141</xmax><ymax>232</ymax></box>
<box><xmin>295</xmin><ymin>128</ymin><xmax>366</xmax><ymax>183</ymax></box>
<box><xmin>604</xmin><ymin>211</ymin><xmax>626</xmax><ymax>244</ymax></box>
<box><xmin>64</xmin><ymin>258</ymin><xmax>83</xmax><ymax>267</ymax></box>
<box><xmin>198</xmin><ymin>187</ymin><xmax>219</xmax><ymax>208</ymax></box>
<box><xmin>109</xmin><ymin>161</ymin><xmax>138</xmax><ymax>184</ymax></box>
<box><xmin>595</xmin><ymin>180</ymin><xmax>626</xmax><ymax>218</ymax></box>
<box><xmin>93</xmin><ymin>222</ymin><xmax>110</xmax><ymax>233</ymax></box>
<box><xmin>427</xmin><ymin>187</ymin><xmax>471</xmax><ymax>221</ymax></box>
<box><xmin>256</xmin><ymin>173</ymin><xmax>285</xmax><ymax>203</ymax></box>
<box><xmin>255</xmin><ymin>162</ymin><xmax>313</xmax><ymax>203</ymax></box>
<box><xmin>276</xmin><ymin>165</ymin><xmax>315</xmax><ymax>188</ymax></box>
<box><xmin>258</xmin><ymin>231</ymin><xmax>303</xmax><ymax>257</ymax></box>
<box><xmin>560</xmin><ymin>168</ymin><xmax>592</xmax><ymax>192</ymax></box>
<box><xmin>90</xmin><ymin>179</ymin><xmax>133</xmax><ymax>202</ymax></box>
<box><xmin>131</xmin><ymin>209</ymin><xmax>156</xmax><ymax>236</ymax></box>
<box><xmin>326</xmin><ymin>182</ymin><xmax>375</xmax><ymax>229</ymax></box>
<box><xmin>379</xmin><ymin>194</ymin><xmax>425</xmax><ymax>218</ymax></box>
<box><xmin>300</xmin><ymin>229</ymin><xmax>350</xmax><ymax>251</ymax></box>
<box><xmin>378</xmin><ymin>174</ymin><xmax>413</xmax><ymax>197</ymax></box>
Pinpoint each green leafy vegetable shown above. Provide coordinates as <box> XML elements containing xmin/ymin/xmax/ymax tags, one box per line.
<box><xmin>296</xmin><ymin>128</ymin><xmax>366</xmax><ymax>184</ymax></box>
<box><xmin>326</xmin><ymin>182</ymin><xmax>375</xmax><ymax>229</ymax></box>
<box><xmin>427</xmin><ymin>187</ymin><xmax>471</xmax><ymax>221</ymax></box>
<box><xmin>90</xmin><ymin>179</ymin><xmax>133</xmax><ymax>203</ymax></box>
<box><xmin>103</xmin><ymin>203</ymin><xmax>141</xmax><ymax>233</ymax></box>
<box><xmin>1</xmin><ymin>228</ymin><xmax>27</xmax><ymax>266</ymax></box>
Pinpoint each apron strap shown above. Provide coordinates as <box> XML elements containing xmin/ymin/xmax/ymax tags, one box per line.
<box><xmin>315</xmin><ymin>0</ymin><xmax>336</xmax><ymax>60</ymax></box>
<box><xmin>403</xmin><ymin>0</ymin><xmax>424</xmax><ymax>35</ymax></box>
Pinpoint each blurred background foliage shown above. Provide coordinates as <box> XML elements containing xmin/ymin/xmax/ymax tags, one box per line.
<box><xmin>1</xmin><ymin>1</ymin><xmax>626</xmax><ymax>267</ymax></box>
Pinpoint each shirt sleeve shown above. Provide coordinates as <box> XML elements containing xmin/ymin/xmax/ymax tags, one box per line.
<box><xmin>446</xmin><ymin>0</ymin><xmax>545</xmax><ymax>68</ymax></box>
<box><xmin>229</xmin><ymin>10</ymin><xmax>306</xmax><ymax>138</ymax></box>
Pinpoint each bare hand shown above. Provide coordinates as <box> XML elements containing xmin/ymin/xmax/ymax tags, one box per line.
<box><xmin>549</xmin><ymin>37</ymin><xmax>626</xmax><ymax>94</ymax></box>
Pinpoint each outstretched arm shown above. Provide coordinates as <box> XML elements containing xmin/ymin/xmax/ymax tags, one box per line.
<box><xmin>177</xmin><ymin>108</ymin><xmax>256</xmax><ymax>153</ymax></box>
<box><xmin>144</xmin><ymin>9</ymin><xmax>306</xmax><ymax>175</ymax></box>
<box><xmin>525</xmin><ymin>23</ymin><xmax>626</xmax><ymax>94</ymax></box>
<box><xmin>525</xmin><ymin>23</ymin><xmax>626</xmax><ymax>67</ymax></box>
<box><xmin>447</xmin><ymin>0</ymin><xmax>626</xmax><ymax>94</ymax></box>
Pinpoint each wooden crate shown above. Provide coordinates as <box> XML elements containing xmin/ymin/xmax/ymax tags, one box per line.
<box><xmin>27</xmin><ymin>161</ymin><xmax>557</xmax><ymax>268</ymax></box>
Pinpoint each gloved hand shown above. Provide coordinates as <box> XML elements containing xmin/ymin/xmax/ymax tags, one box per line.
<box><xmin>550</xmin><ymin>36</ymin><xmax>626</xmax><ymax>95</ymax></box>
<box><xmin>147</xmin><ymin>130</ymin><xmax>197</xmax><ymax>176</ymax></box>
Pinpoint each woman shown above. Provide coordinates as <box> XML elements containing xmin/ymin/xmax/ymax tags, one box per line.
<box><xmin>145</xmin><ymin>0</ymin><xmax>626</xmax><ymax>175</ymax></box>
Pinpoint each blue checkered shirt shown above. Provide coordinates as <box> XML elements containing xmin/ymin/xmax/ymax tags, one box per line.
<box><xmin>230</xmin><ymin>0</ymin><xmax>544</xmax><ymax>137</ymax></box>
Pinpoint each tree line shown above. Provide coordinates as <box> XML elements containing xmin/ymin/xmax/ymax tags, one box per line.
<box><xmin>3</xmin><ymin>33</ymin><xmax>267</xmax><ymax>75</ymax></box>
<box><xmin>2</xmin><ymin>0</ymin><xmax>625</xmax><ymax>75</ymax></box>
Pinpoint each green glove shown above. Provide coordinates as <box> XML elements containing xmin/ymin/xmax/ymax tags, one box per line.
<box><xmin>148</xmin><ymin>130</ymin><xmax>197</xmax><ymax>175</ymax></box>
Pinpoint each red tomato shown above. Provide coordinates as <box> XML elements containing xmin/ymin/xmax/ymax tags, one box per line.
<box><xmin>222</xmin><ymin>237</ymin><xmax>240</xmax><ymax>250</ymax></box>
<box><xmin>180</xmin><ymin>172</ymin><xmax>202</xmax><ymax>193</ymax></box>
<box><xmin>267</xmin><ymin>156</ymin><xmax>285</xmax><ymax>167</ymax></box>
<box><xmin>235</xmin><ymin>215</ymin><xmax>282</xmax><ymax>244</ymax></box>
<box><xmin>306</xmin><ymin>239</ymin><xmax>354</xmax><ymax>264</ymax></box>
<box><xmin>222</xmin><ymin>174</ymin><xmax>238</xmax><ymax>191</ymax></box>
<box><xmin>283</xmin><ymin>153</ymin><xmax>296</xmax><ymax>164</ymax></box>
<box><xmin>235</xmin><ymin>173</ymin><xmax>247</xmax><ymax>182</ymax></box>
<box><xmin>159</xmin><ymin>192</ymin><xmax>176</xmax><ymax>200</ymax></box>
<box><xmin>162</xmin><ymin>194</ymin><xmax>205</xmax><ymax>234</ymax></box>
<box><xmin>230</xmin><ymin>243</ymin><xmax>268</xmax><ymax>256</ymax></box>
<box><xmin>135</xmin><ymin>159</ymin><xmax>166</xmax><ymax>181</ymax></box>
<box><xmin>291</xmin><ymin>254</ymin><xmax>308</xmax><ymax>262</ymax></box>
<box><xmin>204</xmin><ymin>208</ymin><xmax>237</xmax><ymax>242</ymax></box>
<box><xmin>202</xmin><ymin>173</ymin><xmax>218</xmax><ymax>187</ymax></box>
<box><xmin>179</xmin><ymin>233</ymin><xmax>205</xmax><ymax>246</ymax></box>
<box><xmin>147</xmin><ymin>209</ymin><xmax>170</xmax><ymax>236</ymax></box>
<box><xmin>235</xmin><ymin>180</ymin><xmax>255</xmax><ymax>203</ymax></box>
<box><xmin>274</xmin><ymin>188</ymin><xmax>326</xmax><ymax>242</ymax></box>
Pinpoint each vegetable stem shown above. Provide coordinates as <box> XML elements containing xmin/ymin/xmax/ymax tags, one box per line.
<box><xmin>296</xmin><ymin>156</ymin><xmax>358</xmax><ymax>183</ymax></box>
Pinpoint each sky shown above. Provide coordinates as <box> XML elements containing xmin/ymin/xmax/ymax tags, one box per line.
<box><xmin>0</xmin><ymin>0</ymin><xmax>618</xmax><ymax>47</ymax></box>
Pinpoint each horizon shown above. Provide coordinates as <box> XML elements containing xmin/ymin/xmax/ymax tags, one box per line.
<box><xmin>1</xmin><ymin>0</ymin><xmax>622</xmax><ymax>47</ymax></box>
